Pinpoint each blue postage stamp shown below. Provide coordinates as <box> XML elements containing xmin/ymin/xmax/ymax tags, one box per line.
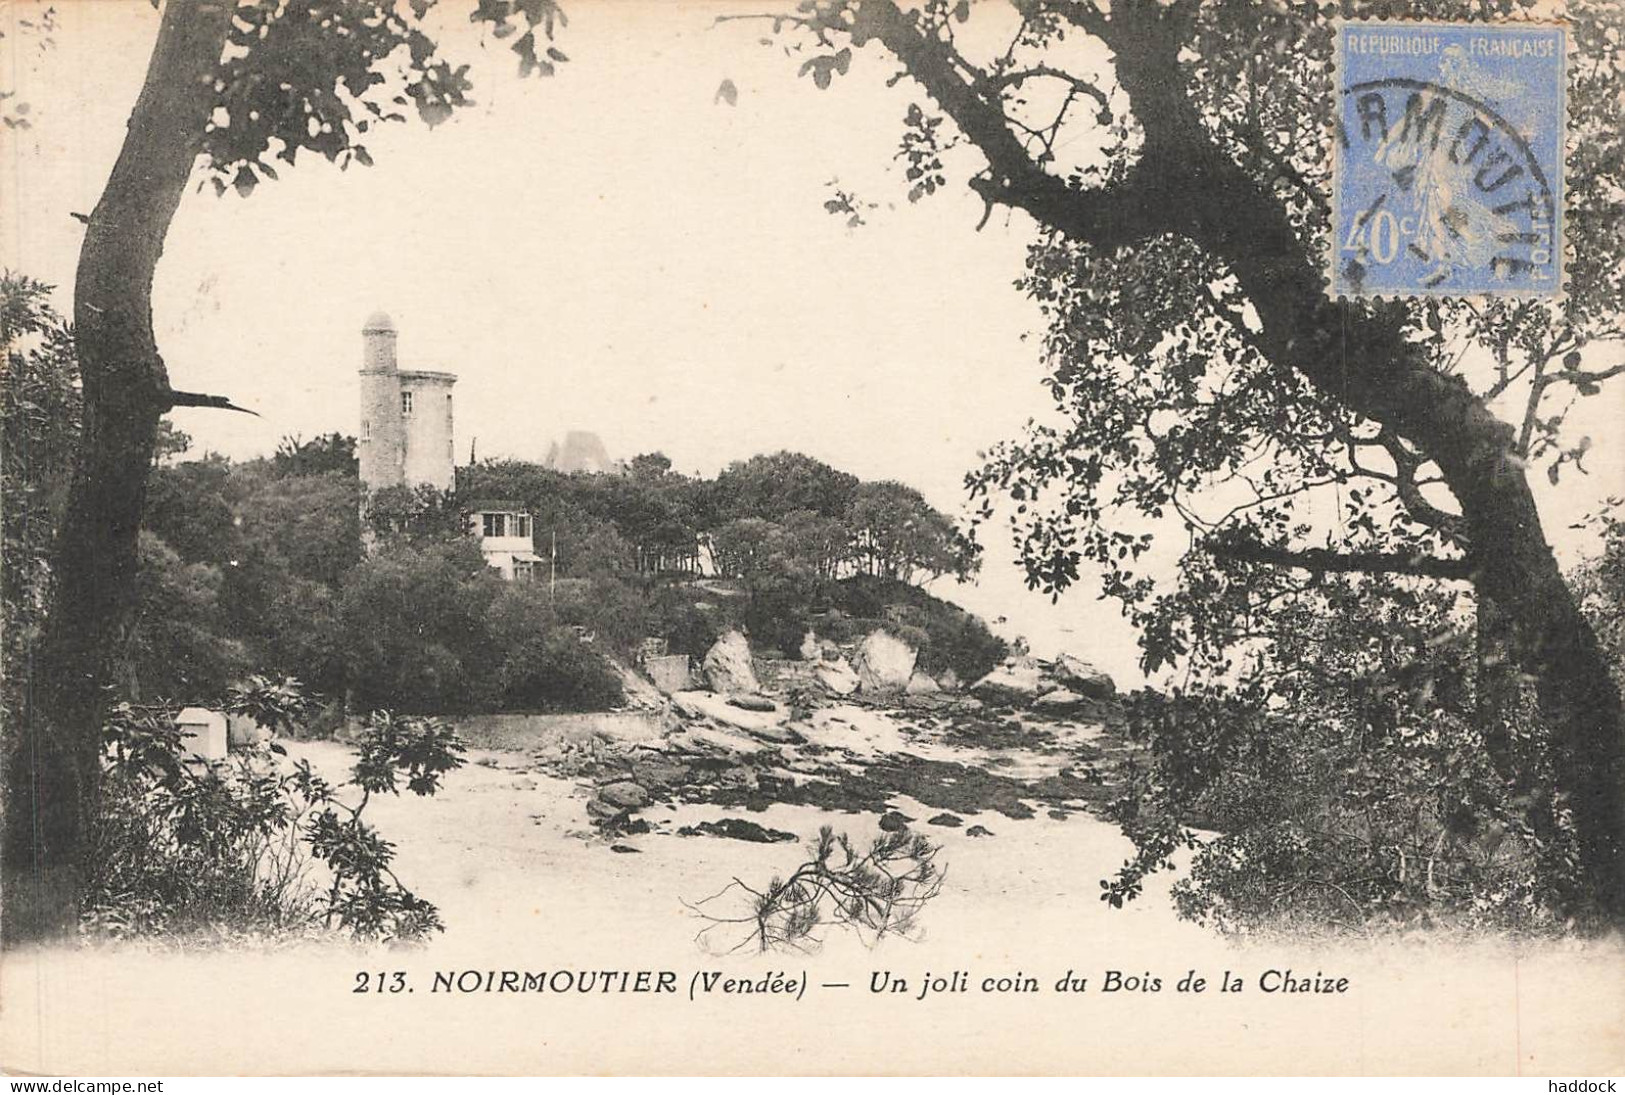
<box><xmin>1331</xmin><ymin>21</ymin><xmax>1565</xmax><ymax>298</ymax></box>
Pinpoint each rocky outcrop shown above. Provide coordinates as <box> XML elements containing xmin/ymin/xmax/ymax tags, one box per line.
<box><xmin>588</xmin><ymin>778</ymin><xmax>650</xmax><ymax>821</ymax></box>
<box><xmin>546</xmin><ymin>430</ymin><xmax>615</xmax><ymax>474</ymax></box>
<box><xmin>853</xmin><ymin>630</ymin><xmax>917</xmax><ymax>694</ymax></box>
<box><xmin>754</xmin><ymin>657</ymin><xmax>818</xmax><ymax>693</ymax></box>
<box><xmin>1032</xmin><ymin>689</ymin><xmax>1118</xmax><ymax>723</ymax></box>
<box><xmin>611</xmin><ymin>657</ymin><xmax>667</xmax><ymax>711</ymax></box>
<box><xmin>879</xmin><ymin>810</ymin><xmax>913</xmax><ymax>832</ymax></box>
<box><xmin>815</xmin><ymin>657</ymin><xmax>860</xmax><ymax>696</ymax></box>
<box><xmin>1051</xmin><ymin>654</ymin><xmax>1116</xmax><ymax>700</ymax></box>
<box><xmin>744</xmin><ymin>721</ymin><xmax>804</xmax><ymax>745</ymax></box>
<box><xmin>1032</xmin><ymin>688</ymin><xmax>1089</xmax><ymax>713</ymax></box>
<box><xmin>970</xmin><ymin>659</ymin><xmax>1051</xmax><ymax>706</ymax></box>
<box><xmin>905</xmin><ymin>671</ymin><xmax>940</xmax><ymax>695</ymax></box>
<box><xmin>971</xmin><ymin>653</ymin><xmax>1120</xmax><ymax>716</ymax></box>
<box><xmin>596</xmin><ymin>780</ymin><xmax>649</xmax><ymax>811</ymax></box>
<box><xmin>672</xmin><ymin>690</ymin><xmax>788</xmax><ymax>734</ymax></box>
<box><xmin>677</xmin><ymin>818</ymin><xmax>797</xmax><ymax>843</ymax></box>
<box><xmin>702</xmin><ymin>630</ymin><xmax>760</xmax><ymax>695</ymax></box>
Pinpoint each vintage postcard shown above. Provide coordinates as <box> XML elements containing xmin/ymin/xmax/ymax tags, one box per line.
<box><xmin>2</xmin><ymin>0</ymin><xmax>1623</xmax><ymax>1079</ymax></box>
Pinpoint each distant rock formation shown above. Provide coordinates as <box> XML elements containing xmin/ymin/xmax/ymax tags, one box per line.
<box><xmin>816</xmin><ymin>658</ymin><xmax>859</xmax><ymax>696</ymax></box>
<box><xmin>970</xmin><ymin>658</ymin><xmax>1051</xmax><ymax>706</ymax></box>
<box><xmin>701</xmin><ymin>630</ymin><xmax>761</xmax><ymax>696</ymax></box>
<box><xmin>852</xmin><ymin>630</ymin><xmax>917</xmax><ymax>695</ymax></box>
<box><xmin>970</xmin><ymin>651</ymin><xmax>1121</xmax><ymax>722</ymax></box>
<box><xmin>1051</xmin><ymin>654</ymin><xmax>1116</xmax><ymax>700</ymax></box>
<box><xmin>546</xmin><ymin>430</ymin><xmax>616</xmax><ymax>474</ymax></box>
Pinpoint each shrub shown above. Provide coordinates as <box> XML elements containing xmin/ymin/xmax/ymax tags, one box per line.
<box><xmin>649</xmin><ymin>587</ymin><xmax>727</xmax><ymax>659</ymax></box>
<box><xmin>81</xmin><ymin>678</ymin><xmax>466</xmax><ymax>945</ymax></box>
<box><xmin>742</xmin><ymin>566</ymin><xmax>819</xmax><ymax>657</ymax></box>
<box><xmin>337</xmin><ymin>538</ymin><xmax>502</xmax><ymax>713</ymax></box>
<box><xmin>494</xmin><ymin>629</ymin><xmax>625</xmax><ymax>712</ymax></box>
<box><xmin>1099</xmin><ymin>575</ymin><xmax>1565</xmax><ymax>938</ymax></box>
<box><xmin>551</xmin><ymin>575</ymin><xmax>652</xmax><ymax>658</ymax></box>
<box><xmin>485</xmin><ymin>582</ymin><xmax>627</xmax><ymax>711</ymax></box>
<box><xmin>820</xmin><ymin>575</ymin><xmax>1006</xmax><ymax>681</ymax></box>
<box><xmin>910</xmin><ymin>607</ymin><xmax>1006</xmax><ymax>683</ymax></box>
<box><xmin>126</xmin><ymin>532</ymin><xmax>253</xmax><ymax>703</ymax></box>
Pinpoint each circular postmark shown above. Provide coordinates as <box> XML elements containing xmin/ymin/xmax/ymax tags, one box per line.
<box><xmin>1335</xmin><ymin>77</ymin><xmax>1557</xmax><ymax>295</ymax></box>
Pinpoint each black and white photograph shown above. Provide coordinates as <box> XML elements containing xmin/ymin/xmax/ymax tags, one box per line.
<box><xmin>1</xmin><ymin>0</ymin><xmax>1622</xmax><ymax>1078</ymax></box>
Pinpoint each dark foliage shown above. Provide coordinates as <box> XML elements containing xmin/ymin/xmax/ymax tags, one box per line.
<box><xmin>1100</xmin><ymin>573</ymin><xmax>1571</xmax><ymax>936</ymax></box>
<box><xmin>82</xmin><ymin>678</ymin><xmax>465</xmax><ymax>944</ymax></box>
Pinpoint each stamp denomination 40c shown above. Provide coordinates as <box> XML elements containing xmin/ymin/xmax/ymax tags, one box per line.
<box><xmin>1331</xmin><ymin>21</ymin><xmax>1566</xmax><ymax>299</ymax></box>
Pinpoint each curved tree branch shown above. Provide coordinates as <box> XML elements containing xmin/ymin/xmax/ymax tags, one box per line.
<box><xmin>1206</xmin><ymin>535</ymin><xmax>1474</xmax><ymax>581</ymax></box>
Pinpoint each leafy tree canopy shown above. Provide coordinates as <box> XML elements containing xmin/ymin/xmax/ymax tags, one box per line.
<box><xmin>737</xmin><ymin>0</ymin><xmax>1625</xmax><ymax>922</ymax></box>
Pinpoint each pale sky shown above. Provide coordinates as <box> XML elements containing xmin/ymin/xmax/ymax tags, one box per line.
<box><xmin>4</xmin><ymin>1</ymin><xmax>1620</xmax><ymax>686</ymax></box>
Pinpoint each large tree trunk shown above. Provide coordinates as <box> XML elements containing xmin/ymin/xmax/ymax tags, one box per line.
<box><xmin>1118</xmin><ymin>20</ymin><xmax>1625</xmax><ymax>920</ymax></box>
<box><xmin>1</xmin><ymin>0</ymin><xmax>233</xmax><ymax>944</ymax></box>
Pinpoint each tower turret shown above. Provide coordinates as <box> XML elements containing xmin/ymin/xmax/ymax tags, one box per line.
<box><xmin>357</xmin><ymin>311</ymin><xmax>457</xmax><ymax>499</ymax></box>
<box><xmin>358</xmin><ymin>311</ymin><xmax>403</xmax><ymax>495</ymax></box>
<box><xmin>362</xmin><ymin>310</ymin><xmax>398</xmax><ymax>371</ymax></box>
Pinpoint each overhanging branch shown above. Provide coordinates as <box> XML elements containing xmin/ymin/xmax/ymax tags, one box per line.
<box><xmin>989</xmin><ymin>65</ymin><xmax>1111</xmax><ymax>115</ymax></box>
<box><xmin>166</xmin><ymin>389</ymin><xmax>258</xmax><ymax>415</ymax></box>
<box><xmin>862</xmin><ymin>0</ymin><xmax>1164</xmax><ymax>251</ymax></box>
<box><xmin>1206</xmin><ymin>536</ymin><xmax>1474</xmax><ymax>581</ymax></box>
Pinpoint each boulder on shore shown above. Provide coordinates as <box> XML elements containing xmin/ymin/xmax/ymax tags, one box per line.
<box><xmin>596</xmin><ymin>780</ymin><xmax>650</xmax><ymax>810</ymax></box>
<box><xmin>905</xmin><ymin>671</ymin><xmax>940</xmax><ymax>695</ymax></box>
<box><xmin>671</xmin><ymin>689</ymin><xmax>789</xmax><ymax>735</ymax></box>
<box><xmin>853</xmin><ymin>630</ymin><xmax>917</xmax><ymax>694</ymax></box>
<box><xmin>970</xmin><ymin>660</ymin><xmax>1050</xmax><ymax>706</ymax></box>
<box><xmin>816</xmin><ymin>657</ymin><xmax>860</xmax><ymax>696</ymax></box>
<box><xmin>702</xmin><ymin>630</ymin><xmax>761</xmax><ymax>695</ymax></box>
<box><xmin>1050</xmin><ymin>653</ymin><xmax>1116</xmax><ymax>699</ymax></box>
<box><xmin>1033</xmin><ymin>688</ymin><xmax>1088</xmax><ymax>713</ymax></box>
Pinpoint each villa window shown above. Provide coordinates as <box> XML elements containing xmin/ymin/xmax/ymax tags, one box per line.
<box><xmin>401</xmin><ymin>391</ymin><xmax>414</xmax><ymax>416</ymax></box>
<box><xmin>513</xmin><ymin>559</ymin><xmax>536</xmax><ymax>582</ymax></box>
<box><xmin>361</xmin><ymin>419</ymin><xmax>371</xmax><ymax>441</ymax></box>
<box><xmin>478</xmin><ymin>512</ymin><xmax>531</xmax><ymax>539</ymax></box>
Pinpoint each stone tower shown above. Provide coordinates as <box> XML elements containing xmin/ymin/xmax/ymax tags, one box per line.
<box><xmin>358</xmin><ymin>311</ymin><xmax>403</xmax><ymax>494</ymax></box>
<box><xmin>358</xmin><ymin>311</ymin><xmax>456</xmax><ymax>496</ymax></box>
